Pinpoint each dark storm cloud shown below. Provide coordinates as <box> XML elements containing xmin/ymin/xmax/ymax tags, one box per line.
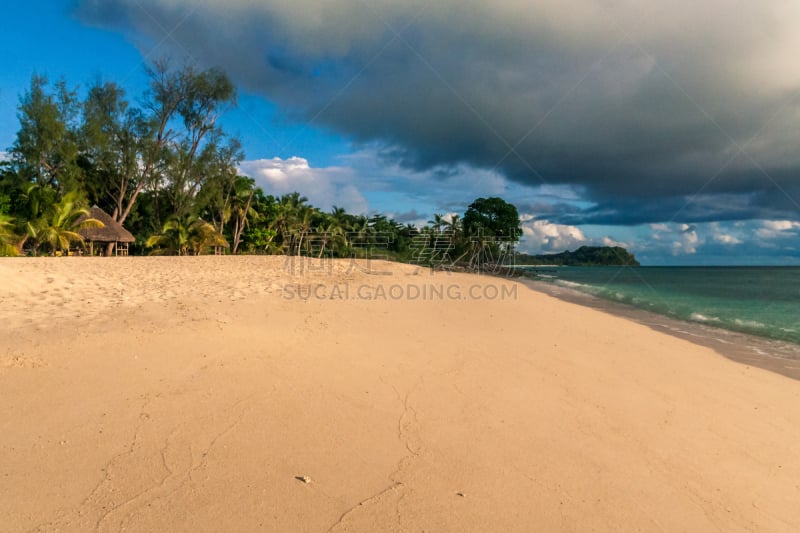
<box><xmin>76</xmin><ymin>0</ymin><xmax>800</xmax><ymax>224</ymax></box>
<box><xmin>554</xmin><ymin>193</ymin><xmax>796</xmax><ymax>226</ymax></box>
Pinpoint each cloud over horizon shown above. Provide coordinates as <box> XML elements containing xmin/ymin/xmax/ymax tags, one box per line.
<box><xmin>78</xmin><ymin>0</ymin><xmax>800</xmax><ymax>226</ymax></box>
<box><xmin>239</xmin><ymin>156</ymin><xmax>369</xmax><ymax>214</ymax></box>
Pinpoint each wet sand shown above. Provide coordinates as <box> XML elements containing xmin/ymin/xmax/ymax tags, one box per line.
<box><xmin>523</xmin><ymin>277</ymin><xmax>800</xmax><ymax>381</ymax></box>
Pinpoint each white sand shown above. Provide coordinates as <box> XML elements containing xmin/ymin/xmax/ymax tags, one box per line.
<box><xmin>2</xmin><ymin>256</ymin><xmax>799</xmax><ymax>531</ymax></box>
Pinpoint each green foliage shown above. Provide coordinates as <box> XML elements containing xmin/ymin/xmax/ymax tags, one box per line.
<box><xmin>146</xmin><ymin>216</ymin><xmax>228</xmax><ymax>256</ymax></box>
<box><xmin>2</xmin><ymin>61</ymin><xmax>249</xmax><ymax>255</ymax></box>
<box><xmin>28</xmin><ymin>191</ymin><xmax>104</xmax><ymax>255</ymax></box>
<box><xmin>463</xmin><ymin>197</ymin><xmax>523</xmax><ymax>241</ymax></box>
<box><xmin>80</xmin><ymin>81</ymin><xmax>142</xmax><ymax>211</ymax></box>
<box><xmin>21</xmin><ymin>183</ymin><xmax>58</xmax><ymax>222</ymax></box>
<box><xmin>167</xmin><ymin>64</ymin><xmax>239</xmax><ymax>218</ymax></box>
<box><xmin>460</xmin><ymin>197</ymin><xmax>522</xmax><ymax>268</ymax></box>
<box><xmin>194</xmin><ymin>141</ymin><xmax>249</xmax><ymax>252</ymax></box>
<box><xmin>0</xmin><ymin>191</ymin><xmax>11</xmax><ymax>216</ymax></box>
<box><xmin>517</xmin><ymin>246</ymin><xmax>640</xmax><ymax>266</ymax></box>
<box><xmin>243</xmin><ymin>227</ymin><xmax>278</xmax><ymax>253</ymax></box>
<box><xmin>1</xmin><ymin>62</ymin><xmax>543</xmax><ymax>264</ymax></box>
<box><xmin>12</xmin><ymin>75</ymin><xmax>82</xmax><ymax>192</ymax></box>
<box><xmin>0</xmin><ymin>213</ymin><xmax>19</xmax><ymax>256</ymax></box>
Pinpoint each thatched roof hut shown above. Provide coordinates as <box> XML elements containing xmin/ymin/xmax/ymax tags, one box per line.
<box><xmin>77</xmin><ymin>206</ymin><xmax>135</xmax><ymax>256</ymax></box>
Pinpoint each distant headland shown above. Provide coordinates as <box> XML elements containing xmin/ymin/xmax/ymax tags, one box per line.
<box><xmin>516</xmin><ymin>246</ymin><xmax>640</xmax><ymax>267</ymax></box>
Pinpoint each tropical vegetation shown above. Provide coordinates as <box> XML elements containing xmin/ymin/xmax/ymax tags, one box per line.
<box><xmin>0</xmin><ymin>61</ymin><xmax>526</xmax><ymax>266</ymax></box>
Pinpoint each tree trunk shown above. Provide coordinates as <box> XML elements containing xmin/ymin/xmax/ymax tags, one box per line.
<box><xmin>117</xmin><ymin>182</ymin><xmax>145</xmax><ymax>226</ymax></box>
<box><xmin>15</xmin><ymin>235</ymin><xmax>28</xmax><ymax>255</ymax></box>
<box><xmin>232</xmin><ymin>191</ymin><xmax>254</xmax><ymax>256</ymax></box>
<box><xmin>232</xmin><ymin>218</ymin><xmax>242</xmax><ymax>255</ymax></box>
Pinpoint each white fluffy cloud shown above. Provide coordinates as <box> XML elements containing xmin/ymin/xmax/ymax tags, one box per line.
<box><xmin>239</xmin><ymin>156</ymin><xmax>369</xmax><ymax>214</ymax></box>
<box><xmin>601</xmin><ymin>236</ymin><xmax>628</xmax><ymax>248</ymax></box>
<box><xmin>755</xmin><ymin>220</ymin><xmax>800</xmax><ymax>239</ymax></box>
<box><xmin>239</xmin><ymin>146</ymin><xmax>531</xmax><ymax>220</ymax></box>
<box><xmin>713</xmin><ymin>234</ymin><xmax>742</xmax><ymax>245</ymax></box>
<box><xmin>521</xmin><ymin>219</ymin><xmax>588</xmax><ymax>252</ymax></box>
<box><xmin>637</xmin><ymin>219</ymin><xmax>800</xmax><ymax>262</ymax></box>
<box><xmin>674</xmin><ymin>224</ymin><xmax>699</xmax><ymax>254</ymax></box>
<box><xmin>649</xmin><ymin>222</ymin><xmax>701</xmax><ymax>254</ymax></box>
<box><xmin>519</xmin><ymin>218</ymin><xmax>633</xmax><ymax>254</ymax></box>
<box><xmin>763</xmin><ymin>220</ymin><xmax>800</xmax><ymax>231</ymax></box>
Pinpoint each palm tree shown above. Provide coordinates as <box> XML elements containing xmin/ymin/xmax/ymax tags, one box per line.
<box><xmin>146</xmin><ymin>216</ymin><xmax>228</xmax><ymax>256</ymax></box>
<box><xmin>443</xmin><ymin>213</ymin><xmax>461</xmax><ymax>233</ymax></box>
<box><xmin>348</xmin><ymin>215</ymin><xmax>372</xmax><ymax>256</ymax></box>
<box><xmin>443</xmin><ymin>213</ymin><xmax>463</xmax><ymax>247</ymax></box>
<box><xmin>292</xmin><ymin>206</ymin><xmax>317</xmax><ymax>256</ymax></box>
<box><xmin>369</xmin><ymin>214</ymin><xmax>395</xmax><ymax>243</ymax></box>
<box><xmin>428</xmin><ymin>213</ymin><xmax>446</xmax><ymax>234</ymax></box>
<box><xmin>280</xmin><ymin>192</ymin><xmax>309</xmax><ymax>215</ymax></box>
<box><xmin>330</xmin><ymin>205</ymin><xmax>353</xmax><ymax>248</ymax></box>
<box><xmin>34</xmin><ymin>192</ymin><xmax>104</xmax><ymax>255</ymax></box>
<box><xmin>330</xmin><ymin>205</ymin><xmax>348</xmax><ymax>222</ymax></box>
<box><xmin>146</xmin><ymin>218</ymin><xmax>190</xmax><ymax>255</ymax></box>
<box><xmin>188</xmin><ymin>219</ymin><xmax>228</xmax><ymax>256</ymax></box>
<box><xmin>267</xmin><ymin>202</ymin><xmax>290</xmax><ymax>253</ymax></box>
<box><xmin>229</xmin><ymin>176</ymin><xmax>255</xmax><ymax>254</ymax></box>
<box><xmin>242</xmin><ymin>191</ymin><xmax>282</xmax><ymax>254</ymax></box>
<box><xmin>21</xmin><ymin>183</ymin><xmax>57</xmax><ymax>222</ymax></box>
<box><xmin>271</xmin><ymin>193</ymin><xmax>309</xmax><ymax>253</ymax></box>
<box><xmin>316</xmin><ymin>219</ymin><xmax>345</xmax><ymax>258</ymax></box>
<box><xmin>14</xmin><ymin>183</ymin><xmax>57</xmax><ymax>253</ymax></box>
<box><xmin>0</xmin><ymin>214</ymin><xmax>19</xmax><ymax>256</ymax></box>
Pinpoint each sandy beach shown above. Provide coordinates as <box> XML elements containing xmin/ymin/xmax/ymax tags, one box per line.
<box><xmin>2</xmin><ymin>256</ymin><xmax>800</xmax><ymax>532</ymax></box>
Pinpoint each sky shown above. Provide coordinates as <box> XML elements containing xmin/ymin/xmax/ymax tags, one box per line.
<box><xmin>2</xmin><ymin>0</ymin><xmax>800</xmax><ymax>264</ymax></box>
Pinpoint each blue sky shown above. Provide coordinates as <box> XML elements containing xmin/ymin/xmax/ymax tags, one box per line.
<box><xmin>3</xmin><ymin>0</ymin><xmax>800</xmax><ymax>265</ymax></box>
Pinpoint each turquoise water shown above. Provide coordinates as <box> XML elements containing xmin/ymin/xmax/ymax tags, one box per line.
<box><xmin>524</xmin><ymin>267</ymin><xmax>800</xmax><ymax>345</ymax></box>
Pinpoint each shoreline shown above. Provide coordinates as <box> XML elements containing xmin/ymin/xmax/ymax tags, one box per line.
<box><xmin>520</xmin><ymin>276</ymin><xmax>800</xmax><ymax>381</ymax></box>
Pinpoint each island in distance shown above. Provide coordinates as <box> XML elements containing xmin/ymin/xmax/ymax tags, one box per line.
<box><xmin>516</xmin><ymin>246</ymin><xmax>640</xmax><ymax>267</ymax></box>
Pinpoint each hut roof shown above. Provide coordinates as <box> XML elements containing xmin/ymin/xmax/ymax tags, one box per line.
<box><xmin>77</xmin><ymin>206</ymin><xmax>136</xmax><ymax>243</ymax></box>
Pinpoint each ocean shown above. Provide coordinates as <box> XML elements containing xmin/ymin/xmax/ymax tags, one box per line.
<box><xmin>522</xmin><ymin>267</ymin><xmax>800</xmax><ymax>367</ymax></box>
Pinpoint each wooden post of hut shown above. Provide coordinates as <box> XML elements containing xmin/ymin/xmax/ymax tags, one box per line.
<box><xmin>76</xmin><ymin>206</ymin><xmax>136</xmax><ymax>256</ymax></box>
